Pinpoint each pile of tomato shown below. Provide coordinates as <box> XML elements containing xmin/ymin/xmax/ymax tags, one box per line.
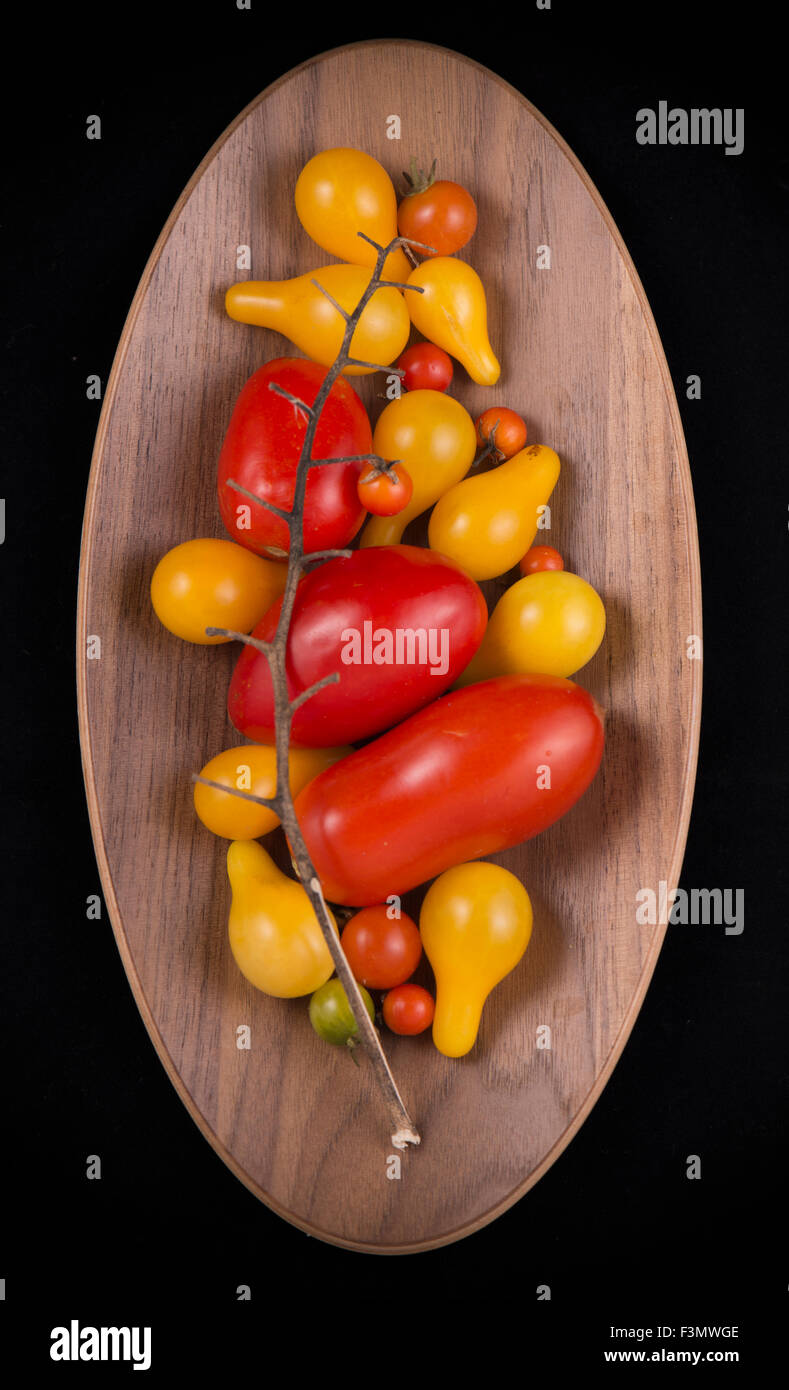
<box><xmin>150</xmin><ymin>148</ymin><xmax>607</xmax><ymax>1060</ymax></box>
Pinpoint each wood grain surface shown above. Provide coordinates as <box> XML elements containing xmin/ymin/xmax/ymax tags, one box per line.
<box><xmin>77</xmin><ymin>40</ymin><xmax>702</xmax><ymax>1251</ymax></box>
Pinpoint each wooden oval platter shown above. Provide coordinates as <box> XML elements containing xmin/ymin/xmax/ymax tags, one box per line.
<box><xmin>77</xmin><ymin>40</ymin><xmax>702</xmax><ymax>1251</ymax></box>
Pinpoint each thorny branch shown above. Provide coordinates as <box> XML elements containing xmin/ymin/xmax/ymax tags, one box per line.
<box><xmin>196</xmin><ymin>234</ymin><xmax>429</xmax><ymax>1149</ymax></box>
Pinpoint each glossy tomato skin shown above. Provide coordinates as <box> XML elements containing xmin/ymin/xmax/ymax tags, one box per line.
<box><xmin>295</xmin><ymin>148</ymin><xmax>411</xmax><ymax>282</ymax></box>
<box><xmin>397</xmin><ymin>180</ymin><xmax>478</xmax><ymax>257</ymax></box>
<box><xmin>396</xmin><ymin>342</ymin><xmax>453</xmax><ymax>392</ymax></box>
<box><xmin>308</xmin><ymin>979</ymin><xmax>375</xmax><ymax>1046</ymax></box>
<box><xmin>217</xmin><ymin>358</ymin><xmax>371</xmax><ymax>557</ymax></box>
<box><xmin>340</xmin><ymin>907</ymin><xmax>422</xmax><ymax>989</ymax></box>
<box><xmin>150</xmin><ymin>539</ymin><xmax>286</xmax><ymax>644</ymax></box>
<box><xmin>476</xmin><ymin>407</ymin><xmax>528</xmax><ymax>459</ymax></box>
<box><xmin>519</xmin><ymin>545</ymin><xmax>564</xmax><ymax>576</ymax></box>
<box><xmin>193</xmin><ymin>743</ymin><xmax>350</xmax><ymax>840</ymax></box>
<box><xmin>357</xmin><ymin>462</ymin><xmax>413</xmax><ymax>516</ymax></box>
<box><xmin>294</xmin><ymin>674</ymin><xmax>604</xmax><ymax>905</ymax></box>
<box><xmin>383</xmin><ymin>984</ymin><xmax>435</xmax><ymax>1036</ymax></box>
<box><xmin>228</xmin><ymin>545</ymin><xmax>488</xmax><ymax>747</ymax></box>
<box><xmin>463</xmin><ymin>570</ymin><xmax>606</xmax><ymax>680</ymax></box>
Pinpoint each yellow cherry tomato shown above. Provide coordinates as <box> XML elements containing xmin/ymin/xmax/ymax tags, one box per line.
<box><xmin>405</xmin><ymin>258</ymin><xmax>500</xmax><ymax>385</ymax></box>
<box><xmin>150</xmin><ymin>539</ymin><xmax>286</xmax><ymax>644</ymax></box>
<box><xmin>294</xmin><ymin>147</ymin><xmax>411</xmax><ymax>282</ymax></box>
<box><xmin>227</xmin><ymin>841</ymin><xmax>337</xmax><ymax>998</ymax></box>
<box><xmin>420</xmin><ymin>862</ymin><xmax>533</xmax><ymax>1058</ymax></box>
<box><xmin>428</xmin><ymin>444</ymin><xmax>561</xmax><ymax>581</ymax></box>
<box><xmin>360</xmin><ymin>389</ymin><xmax>477</xmax><ymax>547</ymax></box>
<box><xmin>225</xmin><ymin>266</ymin><xmax>410</xmax><ymax>375</ymax></box>
<box><xmin>194</xmin><ymin>744</ymin><xmax>352</xmax><ymax>839</ymax></box>
<box><xmin>457</xmin><ymin>570</ymin><xmax>606</xmax><ymax>685</ymax></box>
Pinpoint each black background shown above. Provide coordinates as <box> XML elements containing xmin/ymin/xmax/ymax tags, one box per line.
<box><xmin>2</xmin><ymin>2</ymin><xmax>787</xmax><ymax>1375</ymax></box>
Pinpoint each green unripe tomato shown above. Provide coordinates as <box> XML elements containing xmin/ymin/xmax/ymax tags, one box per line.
<box><xmin>308</xmin><ymin>978</ymin><xmax>375</xmax><ymax>1047</ymax></box>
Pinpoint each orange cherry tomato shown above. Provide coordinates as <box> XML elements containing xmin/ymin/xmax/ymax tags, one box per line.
<box><xmin>340</xmin><ymin>907</ymin><xmax>422</xmax><ymax>989</ymax></box>
<box><xmin>397</xmin><ymin>160</ymin><xmax>477</xmax><ymax>258</ymax></box>
<box><xmin>356</xmin><ymin>461</ymin><xmax>413</xmax><ymax>516</ymax></box>
<box><xmin>519</xmin><ymin>545</ymin><xmax>565</xmax><ymax>577</ymax></box>
<box><xmin>476</xmin><ymin>407</ymin><xmax>528</xmax><ymax>459</ymax></box>
<box><xmin>383</xmin><ymin>984</ymin><xmax>435</xmax><ymax>1035</ymax></box>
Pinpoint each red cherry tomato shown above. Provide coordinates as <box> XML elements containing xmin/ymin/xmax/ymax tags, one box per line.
<box><xmin>340</xmin><ymin>907</ymin><xmax>422</xmax><ymax>989</ymax></box>
<box><xmin>396</xmin><ymin>343</ymin><xmax>453</xmax><ymax>393</ymax></box>
<box><xmin>397</xmin><ymin>165</ymin><xmax>478</xmax><ymax>258</ymax></box>
<box><xmin>357</xmin><ymin>462</ymin><xmax>413</xmax><ymax>516</ymax></box>
<box><xmin>519</xmin><ymin>545</ymin><xmax>565</xmax><ymax>577</ymax></box>
<box><xmin>383</xmin><ymin>984</ymin><xmax>435</xmax><ymax>1036</ymax></box>
<box><xmin>476</xmin><ymin>407</ymin><xmax>527</xmax><ymax>459</ymax></box>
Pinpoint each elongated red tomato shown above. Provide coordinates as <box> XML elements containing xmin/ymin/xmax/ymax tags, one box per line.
<box><xmin>228</xmin><ymin>545</ymin><xmax>488</xmax><ymax>747</ymax></box>
<box><xmin>217</xmin><ymin>357</ymin><xmax>371</xmax><ymax>558</ymax></box>
<box><xmin>294</xmin><ymin>675</ymin><xmax>604</xmax><ymax>905</ymax></box>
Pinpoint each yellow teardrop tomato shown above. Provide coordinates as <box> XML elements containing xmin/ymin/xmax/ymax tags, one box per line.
<box><xmin>294</xmin><ymin>147</ymin><xmax>411</xmax><ymax>282</ymax></box>
<box><xmin>406</xmin><ymin>258</ymin><xmax>500</xmax><ymax>385</ymax></box>
<box><xmin>428</xmin><ymin>444</ymin><xmax>561</xmax><ymax>580</ymax></box>
<box><xmin>225</xmin><ymin>267</ymin><xmax>410</xmax><ymax>375</ymax></box>
<box><xmin>194</xmin><ymin>744</ymin><xmax>352</xmax><ymax>840</ymax></box>
<box><xmin>360</xmin><ymin>390</ymin><xmax>477</xmax><ymax>547</ymax></box>
<box><xmin>420</xmin><ymin>862</ymin><xmax>533</xmax><ymax>1058</ymax></box>
<box><xmin>457</xmin><ymin>570</ymin><xmax>606</xmax><ymax>685</ymax></box>
<box><xmin>227</xmin><ymin>841</ymin><xmax>337</xmax><ymax>998</ymax></box>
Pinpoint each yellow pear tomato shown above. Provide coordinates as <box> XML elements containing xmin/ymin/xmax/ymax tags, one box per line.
<box><xmin>406</xmin><ymin>258</ymin><xmax>500</xmax><ymax>385</ymax></box>
<box><xmin>428</xmin><ymin>444</ymin><xmax>561</xmax><ymax>581</ymax></box>
<box><xmin>225</xmin><ymin>266</ymin><xmax>410</xmax><ymax>375</ymax></box>
<box><xmin>294</xmin><ymin>147</ymin><xmax>411</xmax><ymax>282</ymax></box>
<box><xmin>360</xmin><ymin>389</ymin><xmax>477</xmax><ymax>547</ymax></box>
<box><xmin>227</xmin><ymin>841</ymin><xmax>337</xmax><ymax>998</ymax></box>
<box><xmin>420</xmin><ymin>862</ymin><xmax>533</xmax><ymax>1057</ymax></box>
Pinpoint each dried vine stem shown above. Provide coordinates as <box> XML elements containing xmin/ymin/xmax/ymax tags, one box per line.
<box><xmin>197</xmin><ymin>234</ymin><xmax>428</xmax><ymax>1149</ymax></box>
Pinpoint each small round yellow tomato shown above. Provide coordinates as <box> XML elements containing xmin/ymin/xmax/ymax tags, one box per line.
<box><xmin>420</xmin><ymin>862</ymin><xmax>533</xmax><ymax>1057</ymax></box>
<box><xmin>360</xmin><ymin>389</ymin><xmax>477</xmax><ymax>547</ymax></box>
<box><xmin>150</xmin><ymin>538</ymin><xmax>286</xmax><ymax>644</ymax></box>
<box><xmin>194</xmin><ymin>744</ymin><xmax>351</xmax><ymax>839</ymax></box>
<box><xmin>457</xmin><ymin>570</ymin><xmax>606</xmax><ymax>685</ymax></box>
